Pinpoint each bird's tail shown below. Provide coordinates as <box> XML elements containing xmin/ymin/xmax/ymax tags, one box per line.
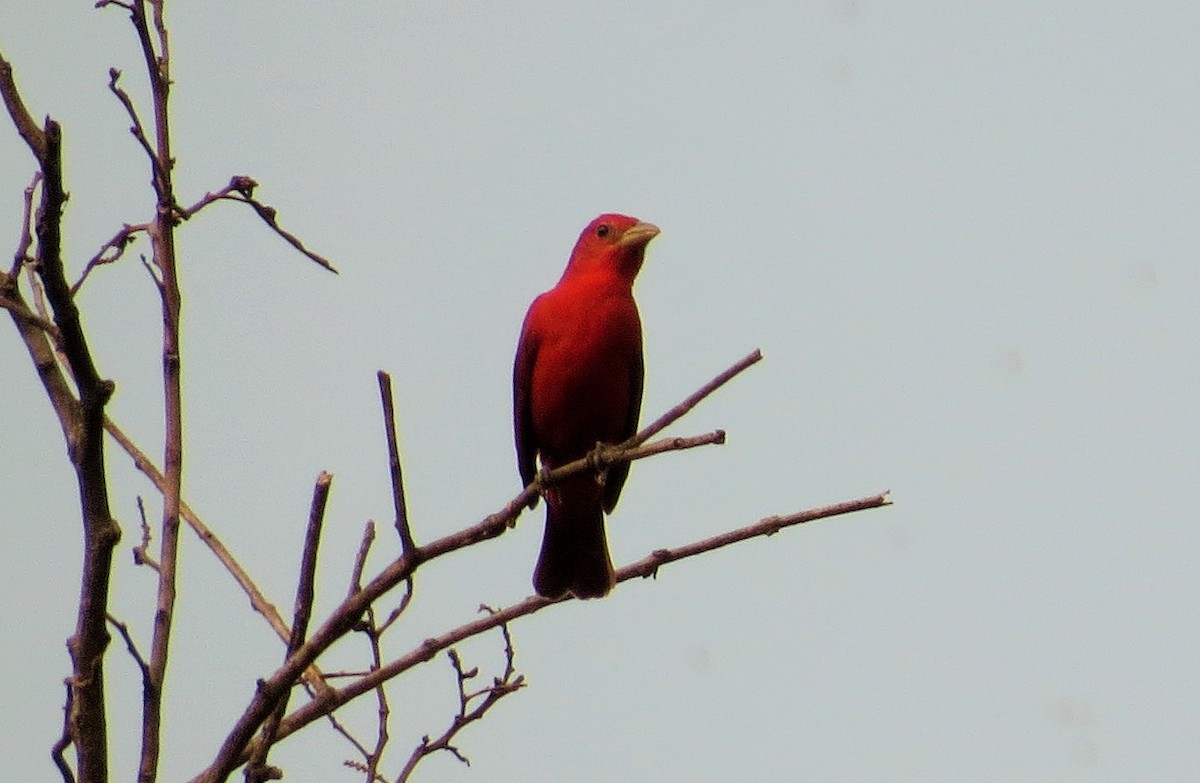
<box><xmin>533</xmin><ymin>476</ymin><xmax>615</xmax><ymax>600</ymax></box>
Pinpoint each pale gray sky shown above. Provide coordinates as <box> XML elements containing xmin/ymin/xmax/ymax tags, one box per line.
<box><xmin>3</xmin><ymin>3</ymin><xmax>1199</xmax><ymax>781</ymax></box>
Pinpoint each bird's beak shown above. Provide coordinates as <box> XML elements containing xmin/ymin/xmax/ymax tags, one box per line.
<box><xmin>618</xmin><ymin>221</ymin><xmax>660</xmax><ymax>248</ymax></box>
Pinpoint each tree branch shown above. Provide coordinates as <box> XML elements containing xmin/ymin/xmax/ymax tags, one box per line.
<box><xmin>377</xmin><ymin>371</ymin><xmax>416</xmax><ymax>555</ymax></box>
<box><xmin>173</xmin><ymin>176</ymin><xmax>337</xmax><ymax>273</ymax></box>
<box><xmin>2</xmin><ymin>56</ymin><xmax>120</xmax><ymax>781</ymax></box>
<box><xmin>106</xmin><ymin>68</ymin><xmax>158</xmax><ymax>181</ymax></box>
<box><xmin>245</xmin><ymin>472</ymin><xmax>333</xmax><ymax>782</ymax></box>
<box><xmin>102</xmin><ymin>415</ymin><xmax>334</xmax><ymax>692</ymax></box>
<box><xmin>395</xmin><ymin>609</ymin><xmax>524</xmax><ymax>782</ymax></box>
<box><xmin>0</xmin><ymin>51</ymin><xmax>46</xmax><ymax>158</ymax></box>
<box><xmin>266</xmin><ymin>492</ymin><xmax>891</xmax><ymax>751</ymax></box>
<box><xmin>72</xmin><ymin>221</ymin><xmax>147</xmax><ymax>295</ymax></box>
<box><xmin>9</xmin><ymin>171</ymin><xmax>38</xmax><ymax>277</ymax></box>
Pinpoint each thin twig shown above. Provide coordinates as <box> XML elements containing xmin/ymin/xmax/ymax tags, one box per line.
<box><xmin>106</xmin><ymin>68</ymin><xmax>159</xmax><ymax>181</ymax></box>
<box><xmin>628</xmin><ymin>348</ymin><xmax>761</xmax><ymax>448</ymax></box>
<box><xmin>123</xmin><ymin>4</ymin><xmax>186</xmax><ymax>779</ymax></box>
<box><xmin>0</xmin><ymin>52</ymin><xmax>47</xmax><ymax>157</ymax></box>
<box><xmin>107</xmin><ymin>613</ymin><xmax>151</xmax><ymax>681</ymax></box>
<box><xmin>132</xmin><ymin>496</ymin><xmax>160</xmax><ymax>571</ymax></box>
<box><xmin>344</xmin><ymin>520</ymin><xmax>397</xmax><ymax>782</ymax></box>
<box><xmin>51</xmin><ymin>681</ymin><xmax>75</xmax><ymax>783</ymax></box>
<box><xmin>10</xmin><ymin>171</ymin><xmax>39</xmax><ymax>278</ymax></box>
<box><xmin>395</xmin><ymin>608</ymin><xmax>524</xmax><ymax>782</ymax></box>
<box><xmin>363</xmin><ymin>612</ymin><xmax>390</xmax><ymax>783</ymax></box>
<box><xmin>348</xmin><ymin>522</ymin><xmax>376</xmax><ymax>598</ymax></box>
<box><xmin>375</xmin><ymin>578</ymin><xmax>413</xmax><ymax>636</ymax></box>
<box><xmin>72</xmin><ymin>222</ymin><xmax>148</xmax><ymax>295</ymax></box>
<box><xmin>246</xmin><ymin>472</ymin><xmax>333</xmax><ymax>782</ymax></box>
<box><xmin>377</xmin><ymin>372</ymin><xmax>416</xmax><ymax>555</ymax></box>
<box><xmin>173</xmin><ymin>176</ymin><xmax>337</xmax><ymax>273</ymax></box>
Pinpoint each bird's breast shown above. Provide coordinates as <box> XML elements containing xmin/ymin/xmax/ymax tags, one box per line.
<box><xmin>529</xmin><ymin>288</ymin><xmax>641</xmax><ymax>461</ymax></box>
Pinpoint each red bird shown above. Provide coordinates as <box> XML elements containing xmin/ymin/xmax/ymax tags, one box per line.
<box><xmin>514</xmin><ymin>214</ymin><xmax>660</xmax><ymax>599</ymax></box>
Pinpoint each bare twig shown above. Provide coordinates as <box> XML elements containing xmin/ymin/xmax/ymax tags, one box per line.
<box><xmin>362</xmin><ymin>611</ymin><xmax>391</xmax><ymax>783</ymax></box>
<box><xmin>246</xmin><ymin>472</ymin><xmax>333</xmax><ymax>782</ymax></box>
<box><xmin>173</xmin><ymin>176</ymin><xmax>338</xmax><ymax>273</ymax></box>
<box><xmin>348</xmin><ymin>522</ymin><xmax>377</xmax><ymax>598</ymax></box>
<box><xmin>628</xmin><ymin>348</ymin><xmax>761</xmax><ymax>448</ymax></box>
<box><xmin>132</xmin><ymin>496</ymin><xmax>160</xmax><ymax>571</ymax></box>
<box><xmin>106</xmin><ymin>68</ymin><xmax>159</xmax><ymax>180</ymax></box>
<box><xmin>0</xmin><ymin>52</ymin><xmax>47</xmax><ymax>157</ymax></box>
<box><xmin>395</xmin><ymin>608</ymin><xmax>524</xmax><ymax>782</ymax></box>
<box><xmin>377</xmin><ymin>372</ymin><xmax>416</xmax><ymax>555</ymax></box>
<box><xmin>72</xmin><ymin>222</ymin><xmax>148</xmax><ymax>294</ymax></box>
<box><xmin>112</xmin><ymin>3</ymin><xmax>187</xmax><ymax>780</ymax></box>
<box><xmin>107</xmin><ymin>613</ymin><xmax>151</xmax><ymax>682</ymax></box>
<box><xmin>51</xmin><ymin>682</ymin><xmax>76</xmax><ymax>783</ymax></box>
<box><xmin>10</xmin><ymin>171</ymin><xmax>39</xmax><ymax>277</ymax></box>
<box><xmin>375</xmin><ymin>578</ymin><xmax>413</xmax><ymax>636</ymax></box>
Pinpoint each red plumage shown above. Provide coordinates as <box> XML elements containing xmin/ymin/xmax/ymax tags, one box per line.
<box><xmin>513</xmin><ymin>214</ymin><xmax>659</xmax><ymax>598</ymax></box>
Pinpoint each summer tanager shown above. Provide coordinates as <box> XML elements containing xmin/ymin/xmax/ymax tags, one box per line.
<box><xmin>513</xmin><ymin>214</ymin><xmax>660</xmax><ymax>599</ymax></box>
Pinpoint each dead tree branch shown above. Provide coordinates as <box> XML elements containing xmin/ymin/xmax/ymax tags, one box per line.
<box><xmin>245</xmin><ymin>472</ymin><xmax>333</xmax><ymax>783</ymax></box>
<box><xmin>102</xmin><ymin>415</ymin><xmax>333</xmax><ymax>693</ymax></box>
<box><xmin>377</xmin><ymin>371</ymin><xmax>416</xmax><ymax>555</ymax></box>
<box><xmin>2</xmin><ymin>48</ymin><xmax>120</xmax><ymax>783</ymax></box>
<box><xmin>266</xmin><ymin>492</ymin><xmax>890</xmax><ymax>751</ymax></box>
<box><xmin>395</xmin><ymin>609</ymin><xmax>525</xmax><ymax>782</ymax></box>
<box><xmin>173</xmin><ymin>176</ymin><xmax>338</xmax><ymax>273</ymax></box>
<box><xmin>9</xmin><ymin>171</ymin><xmax>38</xmax><ymax>277</ymax></box>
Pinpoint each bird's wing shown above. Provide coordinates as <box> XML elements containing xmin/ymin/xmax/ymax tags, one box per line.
<box><xmin>603</xmin><ymin>341</ymin><xmax>643</xmax><ymax>513</ymax></box>
<box><xmin>513</xmin><ymin>301</ymin><xmax>541</xmax><ymax>494</ymax></box>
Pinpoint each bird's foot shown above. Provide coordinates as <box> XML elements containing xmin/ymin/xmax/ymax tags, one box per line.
<box><xmin>588</xmin><ymin>442</ymin><xmax>610</xmax><ymax>487</ymax></box>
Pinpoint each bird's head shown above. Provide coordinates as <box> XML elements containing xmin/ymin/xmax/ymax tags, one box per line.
<box><xmin>563</xmin><ymin>213</ymin><xmax>660</xmax><ymax>282</ymax></box>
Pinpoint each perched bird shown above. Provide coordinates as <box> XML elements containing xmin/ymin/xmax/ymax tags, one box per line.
<box><xmin>513</xmin><ymin>214</ymin><xmax>660</xmax><ymax>599</ymax></box>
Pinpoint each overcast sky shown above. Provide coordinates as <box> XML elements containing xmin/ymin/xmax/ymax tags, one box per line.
<box><xmin>3</xmin><ymin>3</ymin><xmax>1199</xmax><ymax>781</ymax></box>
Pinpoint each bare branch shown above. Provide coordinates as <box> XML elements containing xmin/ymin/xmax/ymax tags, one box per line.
<box><xmin>377</xmin><ymin>372</ymin><xmax>416</xmax><ymax>555</ymax></box>
<box><xmin>10</xmin><ymin>171</ymin><xmax>39</xmax><ymax>277</ymax></box>
<box><xmin>264</xmin><ymin>492</ymin><xmax>890</xmax><ymax>752</ymax></box>
<box><xmin>246</xmin><ymin>472</ymin><xmax>333</xmax><ymax>782</ymax></box>
<box><xmin>359</xmin><ymin>608</ymin><xmax>391</xmax><ymax>783</ymax></box>
<box><xmin>2</xmin><ymin>79</ymin><xmax>122</xmax><ymax>779</ymax></box>
<box><xmin>186</xmin><ymin>351</ymin><xmax>773</xmax><ymax>783</ymax></box>
<box><xmin>629</xmin><ymin>348</ymin><xmax>762</xmax><ymax>448</ymax></box>
<box><xmin>395</xmin><ymin>609</ymin><xmax>524</xmax><ymax>782</ymax></box>
<box><xmin>72</xmin><ymin>222</ymin><xmax>148</xmax><ymax>295</ymax></box>
<box><xmin>375</xmin><ymin>579</ymin><xmax>413</xmax><ymax>636</ymax></box>
<box><xmin>51</xmin><ymin>682</ymin><xmax>76</xmax><ymax>783</ymax></box>
<box><xmin>348</xmin><ymin>521</ymin><xmax>376</xmax><ymax>597</ymax></box>
<box><xmin>107</xmin><ymin>613</ymin><xmax>151</xmax><ymax>682</ymax></box>
<box><xmin>0</xmin><ymin>292</ymin><xmax>61</xmax><ymax>336</ymax></box>
<box><xmin>0</xmin><ymin>51</ymin><xmax>47</xmax><ymax>157</ymax></box>
<box><xmin>172</xmin><ymin>176</ymin><xmax>338</xmax><ymax>273</ymax></box>
<box><xmin>102</xmin><ymin>415</ymin><xmax>332</xmax><ymax>693</ymax></box>
<box><xmin>106</xmin><ymin>68</ymin><xmax>159</xmax><ymax>179</ymax></box>
<box><xmin>132</xmin><ymin>496</ymin><xmax>160</xmax><ymax>572</ymax></box>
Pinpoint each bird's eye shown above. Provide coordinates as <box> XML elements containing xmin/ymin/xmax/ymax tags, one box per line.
<box><xmin>596</xmin><ymin>224</ymin><xmax>610</xmax><ymax>238</ymax></box>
